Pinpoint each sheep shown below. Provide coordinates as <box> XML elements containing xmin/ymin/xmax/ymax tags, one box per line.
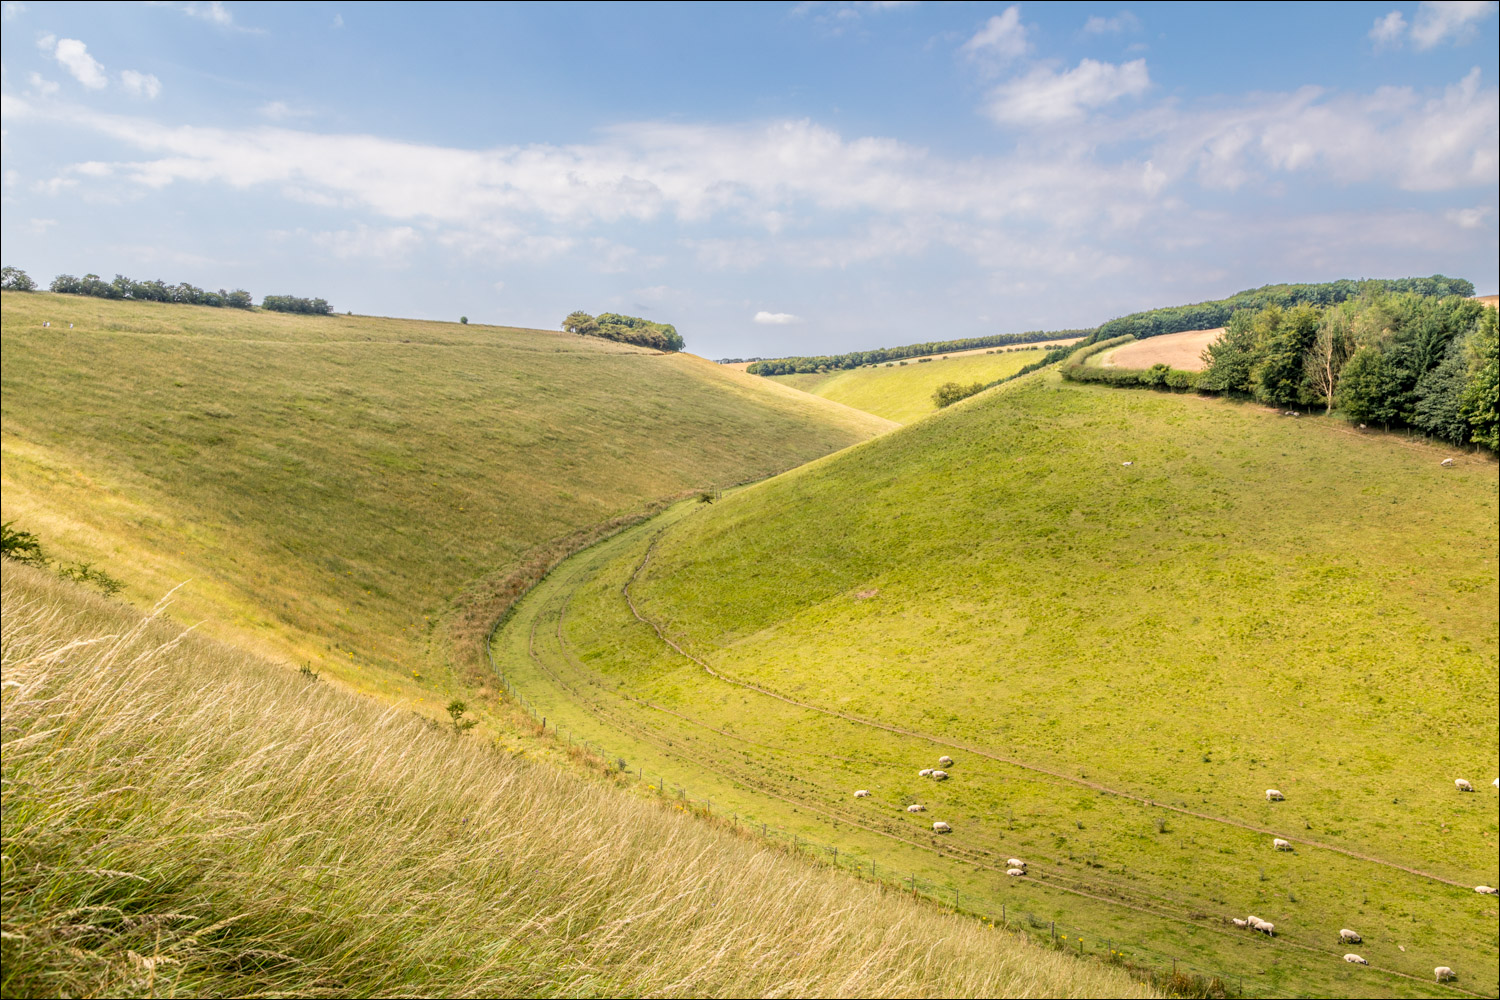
<box><xmin>1476</xmin><ymin>886</ymin><xmax>1497</xmax><ymax>895</ymax></box>
<box><xmin>906</xmin><ymin>803</ymin><xmax>925</xmax><ymax>813</ymax></box>
<box><xmin>1344</xmin><ymin>954</ymin><xmax>1368</xmax><ymax>965</ymax></box>
<box><xmin>1340</xmin><ymin>928</ymin><xmax>1362</xmax><ymax>944</ymax></box>
<box><xmin>1006</xmin><ymin>867</ymin><xmax>1025</xmax><ymax>877</ymax></box>
<box><xmin>932</xmin><ymin>770</ymin><xmax>949</xmax><ymax>780</ymax></box>
<box><xmin>854</xmin><ymin>789</ymin><xmax>871</xmax><ymax>798</ymax></box>
<box><xmin>1455</xmin><ymin>778</ymin><xmax>1473</xmax><ymax>791</ymax></box>
<box><xmin>1247</xmin><ymin>916</ymin><xmax>1275</xmax><ymax>935</ymax></box>
<box><xmin>932</xmin><ymin>820</ymin><xmax>951</xmax><ymax>834</ymax></box>
<box><xmin>1441</xmin><ymin>458</ymin><xmax>1455</xmax><ymax>467</ymax></box>
<box><xmin>919</xmin><ymin>768</ymin><xmax>933</xmax><ymax>777</ymax></box>
<box><xmin>1232</xmin><ymin>918</ymin><xmax>1248</xmax><ymax>928</ymax></box>
<box><xmin>1274</xmin><ymin>838</ymin><xmax>1292</xmax><ymax>851</ymax></box>
<box><xmin>1122</xmin><ymin>461</ymin><xmax>1133</xmax><ymax>467</ymax></box>
<box><xmin>1266</xmin><ymin>789</ymin><xmax>1285</xmax><ymax>801</ymax></box>
<box><xmin>1006</xmin><ymin>858</ymin><xmax>1026</xmax><ymax>869</ymax></box>
<box><xmin>938</xmin><ymin>755</ymin><xmax>954</xmax><ymax>766</ymax></box>
<box><xmin>1435</xmin><ymin>966</ymin><xmax>1455</xmax><ymax>982</ymax></box>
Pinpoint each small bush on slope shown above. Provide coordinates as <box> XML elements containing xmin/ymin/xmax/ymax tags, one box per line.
<box><xmin>0</xmin><ymin>564</ymin><xmax>1154</xmax><ymax>1000</ymax></box>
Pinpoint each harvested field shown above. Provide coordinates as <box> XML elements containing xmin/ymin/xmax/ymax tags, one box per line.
<box><xmin>1092</xmin><ymin>328</ymin><xmax>1223</xmax><ymax>372</ymax></box>
<box><xmin>1476</xmin><ymin>294</ymin><xmax>1498</xmax><ymax>309</ymax></box>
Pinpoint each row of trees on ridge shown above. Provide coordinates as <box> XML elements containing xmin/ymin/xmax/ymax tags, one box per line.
<box><xmin>1</xmin><ymin>266</ymin><xmax>331</xmax><ymax>314</ymax></box>
<box><xmin>745</xmin><ymin>328</ymin><xmax>1094</xmax><ymax>376</ymax></box>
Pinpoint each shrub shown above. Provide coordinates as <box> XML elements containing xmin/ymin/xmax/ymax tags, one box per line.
<box><xmin>932</xmin><ymin>381</ymin><xmax>988</xmax><ymax>408</ymax></box>
<box><xmin>1</xmin><ymin>521</ymin><xmax>47</xmax><ymax>566</ymax></box>
<box><xmin>262</xmin><ymin>295</ymin><xmax>333</xmax><ymax>315</ymax></box>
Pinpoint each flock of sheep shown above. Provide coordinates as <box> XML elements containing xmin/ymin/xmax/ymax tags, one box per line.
<box><xmin>851</xmin><ymin>762</ymin><xmax>1497</xmax><ymax>984</ymax></box>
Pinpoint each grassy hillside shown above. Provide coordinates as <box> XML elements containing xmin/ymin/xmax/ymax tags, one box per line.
<box><xmin>0</xmin><ymin>291</ymin><xmax>892</xmax><ymax>712</ymax></box>
<box><xmin>497</xmin><ymin>371</ymin><xmax>1499</xmax><ymax>997</ymax></box>
<box><xmin>1</xmin><ymin>562</ymin><xmax>1158</xmax><ymax>999</ymax></box>
<box><xmin>768</xmin><ymin>346</ymin><xmax>1060</xmax><ymax>423</ymax></box>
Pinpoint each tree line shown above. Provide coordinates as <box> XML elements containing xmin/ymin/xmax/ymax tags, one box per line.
<box><xmin>745</xmin><ymin>328</ymin><xmax>1094</xmax><ymax>376</ymax></box>
<box><xmin>1</xmin><ymin>266</ymin><xmax>332</xmax><ymax>314</ymax></box>
<box><xmin>1087</xmin><ymin>276</ymin><xmax>1475</xmax><ymax>345</ymax></box>
<box><xmin>563</xmin><ymin>311</ymin><xmax>684</xmax><ymax>352</ymax></box>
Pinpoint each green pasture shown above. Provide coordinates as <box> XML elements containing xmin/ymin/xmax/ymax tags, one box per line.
<box><xmin>496</xmin><ymin>371</ymin><xmax>1499</xmax><ymax>997</ymax></box>
<box><xmin>768</xmin><ymin>346</ymin><xmax>1055</xmax><ymax>423</ymax></box>
<box><xmin>0</xmin><ymin>291</ymin><xmax>890</xmax><ymax>706</ymax></box>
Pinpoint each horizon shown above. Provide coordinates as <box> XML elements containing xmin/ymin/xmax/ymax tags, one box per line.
<box><xmin>2</xmin><ymin>1</ymin><xmax>1497</xmax><ymax>357</ymax></box>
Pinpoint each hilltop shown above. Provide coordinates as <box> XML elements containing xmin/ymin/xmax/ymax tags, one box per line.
<box><xmin>0</xmin><ymin>291</ymin><xmax>891</xmax><ymax>712</ymax></box>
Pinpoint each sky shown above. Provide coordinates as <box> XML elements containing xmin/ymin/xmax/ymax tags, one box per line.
<box><xmin>2</xmin><ymin>1</ymin><xmax>1497</xmax><ymax>358</ymax></box>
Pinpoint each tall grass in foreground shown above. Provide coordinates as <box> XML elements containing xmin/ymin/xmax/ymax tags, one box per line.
<box><xmin>0</xmin><ymin>565</ymin><xmax>1155</xmax><ymax>999</ymax></box>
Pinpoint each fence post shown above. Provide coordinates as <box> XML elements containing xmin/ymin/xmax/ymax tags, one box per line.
<box><xmin>1051</xmin><ymin>921</ymin><xmax>1055</xmax><ymax>943</ymax></box>
<box><xmin>1002</xmin><ymin>904</ymin><xmax>1006</xmax><ymax>926</ymax></box>
<box><xmin>910</xmin><ymin>873</ymin><xmax>915</xmax><ymax>893</ymax></box>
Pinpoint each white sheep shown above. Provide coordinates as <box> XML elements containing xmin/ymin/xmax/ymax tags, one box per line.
<box><xmin>1247</xmin><ymin>916</ymin><xmax>1275</xmax><ymax>935</ymax></box>
<box><xmin>854</xmin><ymin>789</ymin><xmax>871</xmax><ymax>798</ymax></box>
<box><xmin>919</xmin><ymin>768</ymin><xmax>933</xmax><ymax>777</ymax></box>
<box><xmin>932</xmin><ymin>820</ymin><xmax>951</xmax><ymax>834</ymax></box>
<box><xmin>1266</xmin><ymin>789</ymin><xmax>1284</xmax><ymax>801</ymax></box>
<box><xmin>1441</xmin><ymin>458</ymin><xmax>1455</xmax><ymax>467</ymax></box>
<box><xmin>1274</xmin><ymin>838</ymin><xmax>1292</xmax><ymax>851</ymax></box>
<box><xmin>1435</xmin><ymin>966</ymin><xmax>1454</xmax><ymax>982</ymax></box>
<box><xmin>1006</xmin><ymin>867</ymin><xmax>1025</xmax><ymax>877</ymax></box>
<box><xmin>1006</xmin><ymin>858</ymin><xmax>1026</xmax><ymax>869</ymax></box>
<box><xmin>1455</xmin><ymin>778</ymin><xmax>1474</xmax><ymax>792</ymax></box>
<box><xmin>1340</xmin><ymin>928</ymin><xmax>1362</xmax><ymax>943</ymax></box>
<box><xmin>932</xmin><ymin>770</ymin><xmax>949</xmax><ymax>781</ymax></box>
<box><xmin>1232</xmin><ymin>918</ymin><xmax>1248</xmax><ymax>928</ymax></box>
<box><xmin>906</xmin><ymin>803</ymin><xmax>925</xmax><ymax>813</ymax></box>
<box><xmin>938</xmin><ymin>755</ymin><xmax>953</xmax><ymax>766</ymax></box>
<box><xmin>1344</xmin><ymin>954</ymin><xmax>1368</xmax><ymax>965</ymax></box>
<box><xmin>1476</xmin><ymin>886</ymin><xmax>1497</xmax><ymax>895</ymax></box>
<box><xmin>1122</xmin><ymin>461</ymin><xmax>1133</xmax><ymax>466</ymax></box>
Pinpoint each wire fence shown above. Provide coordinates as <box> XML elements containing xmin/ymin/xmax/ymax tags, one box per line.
<box><xmin>495</xmin><ymin>672</ymin><xmax>1341</xmax><ymax>999</ymax></box>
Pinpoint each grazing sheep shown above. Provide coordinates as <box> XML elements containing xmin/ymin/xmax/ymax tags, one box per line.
<box><xmin>854</xmin><ymin>789</ymin><xmax>871</xmax><ymax>798</ymax></box>
<box><xmin>1340</xmin><ymin>928</ymin><xmax>1362</xmax><ymax>943</ymax></box>
<box><xmin>1274</xmin><ymin>838</ymin><xmax>1292</xmax><ymax>851</ymax></box>
<box><xmin>1232</xmin><ymin>918</ymin><xmax>1248</xmax><ymax>928</ymax></box>
<box><xmin>1247</xmin><ymin>917</ymin><xmax>1275</xmax><ymax>935</ymax></box>
<box><xmin>1344</xmin><ymin>954</ymin><xmax>1368</xmax><ymax>965</ymax></box>
<box><xmin>938</xmin><ymin>755</ymin><xmax>953</xmax><ymax>766</ymax></box>
<box><xmin>1122</xmin><ymin>461</ymin><xmax>1133</xmax><ymax>467</ymax></box>
<box><xmin>1266</xmin><ymin>789</ymin><xmax>1285</xmax><ymax>801</ymax></box>
<box><xmin>932</xmin><ymin>821</ymin><xmax>951</xmax><ymax>834</ymax></box>
<box><xmin>1494</xmin><ymin>778</ymin><xmax>1498</xmax><ymax>788</ymax></box>
<box><xmin>932</xmin><ymin>769</ymin><xmax>949</xmax><ymax>780</ymax></box>
<box><xmin>1006</xmin><ymin>858</ymin><xmax>1026</xmax><ymax>869</ymax></box>
<box><xmin>1456</xmin><ymin>778</ymin><xmax>1474</xmax><ymax>791</ymax></box>
<box><xmin>1435</xmin><ymin>966</ymin><xmax>1454</xmax><ymax>982</ymax></box>
<box><xmin>918</xmin><ymin>768</ymin><xmax>933</xmax><ymax>777</ymax></box>
<box><xmin>1006</xmin><ymin>867</ymin><xmax>1025</xmax><ymax>877</ymax></box>
<box><xmin>906</xmin><ymin>803</ymin><xmax>925</xmax><ymax>813</ymax></box>
<box><xmin>1476</xmin><ymin>886</ymin><xmax>1497</xmax><ymax>895</ymax></box>
<box><xmin>1441</xmin><ymin>458</ymin><xmax>1455</xmax><ymax>467</ymax></box>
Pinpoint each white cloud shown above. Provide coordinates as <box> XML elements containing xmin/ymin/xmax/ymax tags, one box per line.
<box><xmin>148</xmin><ymin>1</ymin><xmax>263</xmax><ymax>34</ymax></box>
<box><xmin>1370</xmin><ymin>2</ymin><xmax>1497</xmax><ymax>49</ymax></box>
<box><xmin>1446</xmin><ymin>205</ymin><xmax>1492</xmax><ymax>228</ymax></box>
<box><xmin>44</xmin><ymin>37</ymin><xmax>108</xmax><ymax>90</ymax></box>
<box><xmin>985</xmin><ymin>58</ymin><xmax>1149</xmax><ymax>124</ymax></box>
<box><xmin>301</xmin><ymin>224</ymin><xmax>422</xmax><ymax>261</ymax></box>
<box><xmin>1083</xmin><ymin>11</ymin><xmax>1140</xmax><ymax>34</ymax></box>
<box><xmin>257</xmin><ymin>101</ymin><xmax>312</xmax><ymax>121</ymax></box>
<box><xmin>120</xmin><ymin>70</ymin><xmax>162</xmax><ymax>99</ymax></box>
<box><xmin>332</xmin><ymin>13</ymin><xmax>343</xmax><ymax>28</ymax></box>
<box><xmin>1369</xmin><ymin>10</ymin><xmax>1408</xmax><ymax>46</ymax></box>
<box><xmin>754</xmin><ymin>311</ymin><xmax>803</xmax><ymax>324</ymax></box>
<box><xmin>961</xmin><ymin>7</ymin><xmax>1029</xmax><ymax>65</ymax></box>
<box><xmin>3</xmin><ymin>2</ymin><xmax>26</xmax><ymax>21</ymax></box>
<box><xmin>26</xmin><ymin>71</ymin><xmax>59</xmax><ymax>97</ymax></box>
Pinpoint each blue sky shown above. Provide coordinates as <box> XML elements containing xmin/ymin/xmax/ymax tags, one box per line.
<box><xmin>2</xmin><ymin>1</ymin><xmax>1496</xmax><ymax>358</ymax></box>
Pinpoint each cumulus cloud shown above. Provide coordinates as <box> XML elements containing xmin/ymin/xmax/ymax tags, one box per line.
<box><xmin>1370</xmin><ymin>1</ymin><xmax>1497</xmax><ymax>49</ymax></box>
<box><xmin>258</xmin><ymin>101</ymin><xmax>313</xmax><ymax>121</ymax></box>
<box><xmin>299</xmin><ymin>224</ymin><xmax>422</xmax><ymax>260</ymax></box>
<box><xmin>26</xmin><ymin>72</ymin><xmax>59</xmax><ymax>97</ymax></box>
<box><xmin>1446</xmin><ymin>205</ymin><xmax>1492</xmax><ymax>228</ymax></box>
<box><xmin>961</xmin><ymin>7</ymin><xmax>1029</xmax><ymax>65</ymax></box>
<box><xmin>1083</xmin><ymin>11</ymin><xmax>1141</xmax><ymax>34</ymax></box>
<box><xmin>120</xmin><ymin>70</ymin><xmax>162</xmax><ymax>99</ymax></box>
<box><xmin>3</xmin><ymin>2</ymin><xmax>26</xmax><ymax>21</ymax></box>
<box><xmin>148</xmin><ymin>1</ymin><xmax>264</xmax><ymax>34</ymax></box>
<box><xmin>42</xmin><ymin>37</ymin><xmax>108</xmax><ymax>90</ymax></box>
<box><xmin>985</xmin><ymin>58</ymin><xmax>1150</xmax><ymax>124</ymax></box>
<box><xmin>754</xmin><ymin>311</ymin><xmax>802</xmax><ymax>324</ymax></box>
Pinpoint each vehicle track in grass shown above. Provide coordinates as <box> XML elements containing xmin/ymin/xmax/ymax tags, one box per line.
<box><xmin>622</xmin><ymin>530</ymin><xmax>1480</xmax><ymax>893</ymax></box>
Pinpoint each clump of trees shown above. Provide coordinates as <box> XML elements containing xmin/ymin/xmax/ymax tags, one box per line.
<box><xmin>746</xmin><ymin>328</ymin><xmax>1094</xmax><ymax>376</ymax></box>
<box><xmin>2</xmin><ymin>266</ymin><xmax>37</xmax><ymax>291</ymax></box>
<box><xmin>932</xmin><ymin>381</ymin><xmax>988</xmax><ymax>408</ymax></box>
<box><xmin>262</xmin><ymin>294</ymin><xmax>333</xmax><ymax>315</ymax></box>
<box><xmin>49</xmin><ymin>273</ymin><xmax>253</xmax><ymax>309</ymax></box>
<box><xmin>1194</xmin><ymin>294</ymin><xmax>1496</xmax><ymax>447</ymax></box>
<box><xmin>563</xmin><ymin>311</ymin><xmax>684</xmax><ymax>351</ymax></box>
<box><xmin>1088</xmin><ymin>276</ymin><xmax>1475</xmax><ymax>345</ymax></box>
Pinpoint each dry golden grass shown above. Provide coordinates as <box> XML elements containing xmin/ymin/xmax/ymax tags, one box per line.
<box><xmin>1092</xmin><ymin>328</ymin><xmax>1223</xmax><ymax>371</ymax></box>
<box><xmin>0</xmin><ymin>563</ymin><xmax>1158</xmax><ymax>999</ymax></box>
